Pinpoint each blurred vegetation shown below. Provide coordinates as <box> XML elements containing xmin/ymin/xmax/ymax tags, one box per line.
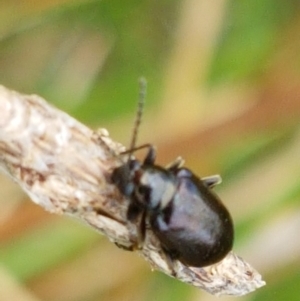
<box><xmin>0</xmin><ymin>0</ymin><xmax>300</xmax><ymax>300</ymax></box>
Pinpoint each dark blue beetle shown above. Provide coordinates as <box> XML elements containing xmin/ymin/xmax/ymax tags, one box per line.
<box><xmin>111</xmin><ymin>79</ymin><xmax>234</xmax><ymax>267</ymax></box>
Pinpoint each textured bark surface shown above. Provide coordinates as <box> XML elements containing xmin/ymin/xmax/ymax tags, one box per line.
<box><xmin>0</xmin><ymin>85</ymin><xmax>265</xmax><ymax>296</ymax></box>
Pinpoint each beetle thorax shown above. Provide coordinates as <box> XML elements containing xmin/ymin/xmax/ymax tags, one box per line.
<box><xmin>137</xmin><ymin>166</ymin><xmax>177</xmax><ymax>210</ymax></box>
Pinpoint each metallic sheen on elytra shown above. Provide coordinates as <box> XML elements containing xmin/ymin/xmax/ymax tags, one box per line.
<box><xmin>112</xmin><ymin>146</ymin><xmax>234</xmax><ymax>267</ymax></box>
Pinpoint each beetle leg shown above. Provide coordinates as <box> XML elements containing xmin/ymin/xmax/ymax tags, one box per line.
<box><xmin>114</xmin><ymin>242</ymin><xmax>136</xmax><ymax>251</ymax></box>
<box><xmin>160</xmin><ymin>247</ymin><xmax>179</xmax><ymax>277</ymax></box>
<box><xmin>202</xmin><ymin>175</ymin><xmax>222</xmax><ymax>188</ymax></box>
<box><xmin>143</xmin><ymin>145</ymin><xmax>156</xmax><ymax>165</ymax></box>
<box><xmin>166</xmin><ymin>156</ymin><xmax>185</xmax><ymax>171</ymax></box>
<box><xmin>126</xmin><ymin>203</ymin><xmax>146</xmax><ymax>250</ymax></box>
<box><xmin>120</xmin><ymin>143</ymin><xmax>156</xmax><ymax>164</ymax></box>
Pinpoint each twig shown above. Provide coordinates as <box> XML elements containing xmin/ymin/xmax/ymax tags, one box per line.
<box><xmin>0</xmin><ymin>85</ymin><xmax>265</xmax><ymax>296</ymax></box>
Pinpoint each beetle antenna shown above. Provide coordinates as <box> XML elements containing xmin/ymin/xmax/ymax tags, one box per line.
<box><xmin>127</xmin><ymin>77</ymin><xmax>147</xmax><ymax>162</ymax></box>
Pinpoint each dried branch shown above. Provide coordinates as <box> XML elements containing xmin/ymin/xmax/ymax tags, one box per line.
<box><xmin>0</xmin><ymin>85</ymin><xmax>265</xmax><ymax>296</ymax></box>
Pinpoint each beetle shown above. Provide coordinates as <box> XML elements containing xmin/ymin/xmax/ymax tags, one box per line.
<box><xmin>111</xmin><ymin>78</ymin><xmax>234</xmax><ymax>268</ymax></box>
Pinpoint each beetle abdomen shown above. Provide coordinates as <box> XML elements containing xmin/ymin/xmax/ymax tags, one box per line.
<box><xmin>151</xmin><ymin>173</ymin><xmax>234</xmax><ymax>267</ymax></box>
